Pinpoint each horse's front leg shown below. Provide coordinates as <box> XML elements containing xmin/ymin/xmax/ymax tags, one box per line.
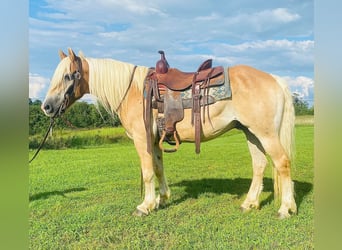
<box><xmin>131</xmin><ymin>137</ymin><xmax>158</xmax><ymax>216</ymax></box>
<box><xmin>153</xmin><ymin>143</ymin><xmax>171</xmax><ymax>208</ymax></box>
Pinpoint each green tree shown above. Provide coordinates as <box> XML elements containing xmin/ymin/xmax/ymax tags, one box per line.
<box><xmin>293</xmin><ymin>93</ymin><xmax>314</xmax><ymax>116</ymax></box>
<box><xmin>94</xmin><ymin>102</ymin><xmax>121</xmax><ymax>127</ymax></box>
<box><xmin>29</xmin><ymin>100</ymin><xmax>49</xmax><ymax>135</ymax></box>
<box><xmin>29</xmin><ymin>99</ymin><xmax>122</xmax><ymax>136</ymax></box>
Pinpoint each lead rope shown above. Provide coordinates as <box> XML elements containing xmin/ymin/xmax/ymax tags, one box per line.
<box><xmin>29</xmin><ymin>111</ymin><xmax>81</xmax><ymax>163</ymax></box>
<box><xmin>29</xmin><ymin>118</ymin><xmax>55</xmax><ymax>163</ymax></box>
<box><xmin>29</xmin><ymin>96</ymin><xmax>68</xmax><ymax>163</ymax></box>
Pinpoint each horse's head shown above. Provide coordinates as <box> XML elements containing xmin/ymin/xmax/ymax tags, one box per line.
<box><xmin>41</xmin><ymin>48</ymin><xmax>89</xmax><ymax>117</ymax></box>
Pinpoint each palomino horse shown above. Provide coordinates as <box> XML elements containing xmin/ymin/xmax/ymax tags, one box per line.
<box><xmin>42</xmin><ymin>48</ymin><xmax>296</xmax><ymax>219</ymax></box>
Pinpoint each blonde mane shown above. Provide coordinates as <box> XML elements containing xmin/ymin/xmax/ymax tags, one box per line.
<box><xmin>86</xmin><ymin>57</ymin><xmax>148</xmax><ymax>116</ymax></box>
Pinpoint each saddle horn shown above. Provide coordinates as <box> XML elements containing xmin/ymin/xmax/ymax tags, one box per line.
<box><xmin>156</xmin><ymin>50</ymin><xmax>169</xmax><ymax>74</ymax></box>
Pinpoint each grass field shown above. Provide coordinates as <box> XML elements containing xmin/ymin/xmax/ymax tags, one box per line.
<box><xmin>29</xmin><ymin>121</ymin><xmax>314</xmax><ymax>249</ymax></box>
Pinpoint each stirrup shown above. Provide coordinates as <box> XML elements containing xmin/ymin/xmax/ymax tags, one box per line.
<box><xmin>159</xmin><ymin>130</ymin><xmax>180</xmax><ymax>153</ymax></box>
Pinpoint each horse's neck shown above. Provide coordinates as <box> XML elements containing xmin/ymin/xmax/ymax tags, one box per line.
<box><xmin>86</xmin><ymin>58</ymin><xmax>134</xmax><ymax>113</ymax></box>
<box><xmin>86</xmin><ymin>58</ymin><xmax>147</xmax><ymax>114</ymax></box>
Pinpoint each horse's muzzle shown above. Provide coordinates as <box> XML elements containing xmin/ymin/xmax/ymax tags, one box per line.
<box><xmin>41</xmin><ymin>97</ymin><xmax>67</xmax><ymax>117</ymax></box>
<box><xmin>41</xmin><ymin>101</ymin><xmax>55</xmax><ymax>116</ymax></box>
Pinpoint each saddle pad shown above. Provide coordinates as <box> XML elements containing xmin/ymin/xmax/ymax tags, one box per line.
<box><xmin>181</xmin><ymin>67</ymin><xmax>231</xmax><ymax>101</ymax></box>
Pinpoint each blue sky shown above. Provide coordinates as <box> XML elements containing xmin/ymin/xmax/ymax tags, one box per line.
<box><xmin>29</xmin><ymin>0</ymin><xmax>314</xmax><ymax>105</ymax></box>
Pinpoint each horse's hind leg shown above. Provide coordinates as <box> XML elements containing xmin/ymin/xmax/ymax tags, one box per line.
<box><xmin>153</xmin><ymin>144</ymin><xmax>170</xmax><ymax>207</ymax></box>
<box><xmin>241</xmin><ymin>129</ymin><xmax>268</xmax><ymax>212</ymax></box>
<box><xmin>260</xmin><ymin>136</ymin><xmax>297</xmax><ymax>218</ymax></box>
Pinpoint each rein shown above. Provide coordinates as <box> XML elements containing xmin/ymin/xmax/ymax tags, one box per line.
<box><xmin>29</xmin><ymin>67</ymin><xmax>82</xmax><ymax>164</ymax></box>
<box><xmin>29</xmin><ymin>102</ymin><xmax>63</xmax><ymax>163</ymax></box>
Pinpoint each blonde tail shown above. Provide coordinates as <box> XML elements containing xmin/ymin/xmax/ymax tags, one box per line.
<box><xmin>272</xmin><ymin>75</ymin><xmax>295</xmax><ymax>200</ymax></box>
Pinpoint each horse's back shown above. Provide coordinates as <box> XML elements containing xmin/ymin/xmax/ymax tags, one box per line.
<box><xmin>229</xmin><ymin>65</ymin><xmax>281</xmax><ymax>92</ymax></box>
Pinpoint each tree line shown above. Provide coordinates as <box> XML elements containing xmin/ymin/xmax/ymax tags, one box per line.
<box><xmin>29</xmin><ymin>95</ymin><xmax>313</xmax><ymax>136</ymax></box>
<box><xmin>29</xmin><ymin>99</ymin><xmax>121</xmax><ymax>135</ymax></box>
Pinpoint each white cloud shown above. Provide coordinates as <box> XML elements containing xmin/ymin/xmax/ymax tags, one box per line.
<box><xmin>29</xmin><ymin>73</ymin><xmax>50</xmax><ymax>99</ymax></box>
<box><xmin>284</xmin><ymin>76</ymin><xmax>314</xmax><ymax>101</ymax></box>
<box><xmin>231</xmin><ymin>8</ymin><xmax>299</xmax><ymax>24</ymax></box>
<box><xmin>195</xmin><ymin>12</ymin><xmax>221</xmax><ymax>21</ymax></box>
<box><xmin>223</xmin><ymin>8</ymin><xmax>301</xmax><ymax>35</ymax></box>
<box><xmin>80</xmin><ymin>94</ymin><xmax>97</xmax><ymax>103</ymax></box>
<box><xmin>113</xmin><ymin>0</ymin><xmax>166</xmax><ymax>16</ymax></box>
<box><xmin>259</xmin><ymin>8</ymin><xmax>300</xmax><ymax>23</ymax></box>
<box><xmin>222</xmin><ymin>40</ymin><xmax>313</xmax><ymax>52</ymax></box>
<box><xmin>272</xmin><ymin>8</ymin><xmax>300</xmax><ymax>22</ymax></box>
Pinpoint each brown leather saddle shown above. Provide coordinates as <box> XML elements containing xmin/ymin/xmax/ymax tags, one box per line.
<box><xmin>144</xmin><ymin>51</ymin><xmax>224</xmax><ymax>154</ymax></box>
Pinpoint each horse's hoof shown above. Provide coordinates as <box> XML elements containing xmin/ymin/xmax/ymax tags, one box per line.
<box><xmin>277</xmin><ymin>212</ymin><xmax>291</xmax><ymax>219</ymax></box>
<box><xmin>132</xmin><ymin>209</ymin><xmax>148</xmax><ymax>217</ymax></box>
<box><xmin>240</xmin><ymin>203</ymin><xmax>259</xmax><ymax>213</ymax></box>
<box><xmin>240</xmin><ymin>206</ymin><xmax>250</xmax><ymax>213</ymax></box>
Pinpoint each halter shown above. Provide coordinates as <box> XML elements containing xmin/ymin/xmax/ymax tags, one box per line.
<box><xmin>60</xmin><ymin>70</ymin><xmax>81</xmax><ymax>114</ymax></box>
<box><xmin>60</xmin><ymin>57</ymin><xmax>83</xmax><ymax>114</ymax></box>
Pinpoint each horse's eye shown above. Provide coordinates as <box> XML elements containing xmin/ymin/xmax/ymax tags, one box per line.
<box><xmin>64</xmin><ymin>74</ymin><xmax>71</xmax><ymax>82</ymax></box>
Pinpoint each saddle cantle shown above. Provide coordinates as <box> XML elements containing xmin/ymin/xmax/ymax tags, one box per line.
<box><xmin>144</xmin><ymin>50</ymin><xmax>226</xmax><ymax>154</ymax></box>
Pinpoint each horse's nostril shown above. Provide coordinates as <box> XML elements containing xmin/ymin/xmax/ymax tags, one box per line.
<box><xmin>42</xmin><ymin>103</ymin><xmax>53</xmax><ymax>114</ymax></box>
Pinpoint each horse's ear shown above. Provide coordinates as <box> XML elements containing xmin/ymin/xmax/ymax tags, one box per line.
<box><xmin>59</xmin><ymin>50</ymin><xmax>67</xmax><ymax>60</ymax></box>
<box><xmin>67</xmin><ymin>47</ymin><xmax>77</xmax><ymax>62</ymax></box>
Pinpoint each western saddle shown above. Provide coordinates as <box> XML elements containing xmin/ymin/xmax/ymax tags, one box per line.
<box><xmin>144</xmin><ymin>51</ymin><xmax>224</xmax><ymax>154</ymax></box>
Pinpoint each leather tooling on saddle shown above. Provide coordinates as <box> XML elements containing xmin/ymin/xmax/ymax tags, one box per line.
<box><xmin>144</xmin><ymin>51</ymin><xmax>231</xmax><ymax>154</ymax></box>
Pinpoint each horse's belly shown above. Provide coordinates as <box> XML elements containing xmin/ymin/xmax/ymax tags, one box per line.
<box><xmin>175</xmin><ymin>100</ymin><xmax>236</xmax><ymax>142</ymax></box>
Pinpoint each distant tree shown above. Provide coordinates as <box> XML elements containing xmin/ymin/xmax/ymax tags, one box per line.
<box><xmin>94</xmin><ymin>102</ymin><xmax>121</xmax><ymax>127</ymax></box>
<box><xmin>33</xmin><ymin>99</ymin><xmax>42</xmax><ymax>106</ymax></box>
<box><xmin>63</xmin><ymin>102</ymin><xmax>94</xmax><ymax>128</ymax></box>
<box><xmin>29</xmin><ymin>101</ymin><xmax>49</xmax><ymax>135</ymax></box>
<box><xmin>293</xmin><ymin>93</ymin><xmax>314</xmax><ymax>116</ymax></box>
<box><xmin>61</xmin><ymin>101</ymin><xmax>121</xmax><ymax>128</ymax></box>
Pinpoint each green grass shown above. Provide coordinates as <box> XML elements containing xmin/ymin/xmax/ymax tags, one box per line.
<box><xmin>29</xmin><ymin>127</ymin><xmax>131</xmax><ymax>149</ymax></box>
<box><xmin>295</xmin><ymin>115</ymin><xmax>314</xmax><ymax>126</ymax></box>
<box><xmin>29</xmin><ymin>125</ymin><xmax>314</xmax><ymax>249</ymax></box>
